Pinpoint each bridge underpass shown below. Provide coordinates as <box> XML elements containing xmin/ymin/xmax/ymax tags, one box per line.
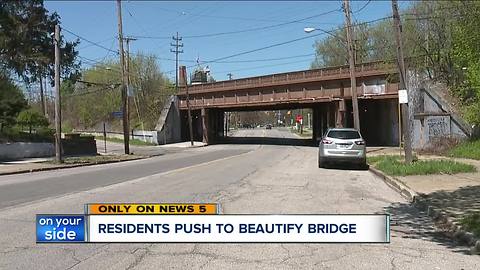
<box><xmin>179</xmin><ymin>97</ymin><xmax>400</xmax><ymax>146</ymax></box>
<box><xmin>176</xmin><ymin>61</ymin><xmax>401</xmax><ymax>147</ymax></box>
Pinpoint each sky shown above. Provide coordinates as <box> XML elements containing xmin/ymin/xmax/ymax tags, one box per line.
<box><xmin>44</xmin><ymin>1</ymin><xmax>412</xmax><ymax>82</ymax></box>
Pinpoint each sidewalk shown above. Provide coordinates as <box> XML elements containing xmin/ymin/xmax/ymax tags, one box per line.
<box><xmin>0</xmin><ymin>159</ymin><xmax>61</xmax><ymax>175</ymax></box>
<box><xmin>96</xmin><ymin>140</ymin><xmax>206</xmax><ymax>156</ymax></box>
<box><xmin>367</xmin><ymin>147</ymin><xmax>480</xmax><ymax>251</ymax></box>
<box><xmin>0</xmin><ymin>154</ymin><xmax>145</xmax><ymax>176</ymax></box>
<box><xmin>0</xmin><ymin>141</ymin><xmax>207</xmax><ymax>176</ymax></box>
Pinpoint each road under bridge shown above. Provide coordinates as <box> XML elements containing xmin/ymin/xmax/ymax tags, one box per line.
<box><xmin>176</xmin><ymin>61</ymin><xmax>401</xmax><ymax>146</ymax></box>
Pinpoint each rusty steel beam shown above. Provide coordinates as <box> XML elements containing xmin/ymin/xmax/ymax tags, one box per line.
<box><xmin>178</xmin><ymin>61</ymin><xmax>396</xmax><ymax>95</ymax></box>
<box><xmin>177</xmin><ymin>61</ymin><xmax>399</xmax><ymax>110</ymax></box>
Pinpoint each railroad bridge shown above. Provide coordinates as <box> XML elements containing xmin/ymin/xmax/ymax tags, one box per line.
<box><xmin>174</xmin><ymin>61</ymin><xmax>401</xmax><ymax>146</ymax></box>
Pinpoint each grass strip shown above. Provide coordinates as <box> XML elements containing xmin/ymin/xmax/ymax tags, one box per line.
<box><xmin>367</xmin><ymin>155</ymin><xmax>476</xmax><ymax>176</ymax></box>
<box><xmin>448</xmin><ymin>139</ymin><xmax>480</xmax><ymax>160</ymax></box>
<box><xmin>460</xmin><ymin>213</ymin><xmax>480</xmax><ymax>238</ymax></box>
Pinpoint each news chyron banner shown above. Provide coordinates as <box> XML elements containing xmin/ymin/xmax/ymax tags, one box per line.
<box><xmin>36</xmin><ymin>203</ymin><xmax>390</xmax><ymax>243</ymax></box>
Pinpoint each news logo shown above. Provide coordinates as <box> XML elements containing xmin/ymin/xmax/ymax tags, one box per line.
<box><xmin>35</xmin><ymin>203</ymin><xmax>390</xmax><ymax>244</ymax></box>
<box><xmin>36</xmin><ymin>215</ymin><xmax>85</xmax><ymax>243</ymax></box>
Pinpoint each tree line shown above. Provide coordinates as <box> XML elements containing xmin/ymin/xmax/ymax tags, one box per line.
<box><xmin>0</xmin><ymin>0</ymin><xmax>79</xmax><ymax>139</ymax></box>
<box><xmin>0</xmin><ymin>1</ymin><xmax>174</xmax><ymax>141</ymax></box>
<box><xmin>62</xmin><ymin>54</ymin><xmax>174</xmax><ymax>132</ymax></box>
<box><xmin>311</xmin><ymin>1</ymin><xmax>480</xmax><ymax>125</ymax></box>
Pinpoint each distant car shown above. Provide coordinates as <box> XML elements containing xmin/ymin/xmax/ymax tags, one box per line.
<box><xmin>318</xmin><ymin>128</ymin><xmax>366</xmax><ymax>168</ymax></box>
<box><xmin>265</xmin><ymin>124</ymin><xmax>272</xmax><ymax>129</ymax></box>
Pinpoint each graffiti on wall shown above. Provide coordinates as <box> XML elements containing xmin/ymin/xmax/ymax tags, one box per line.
<box><xmin>426</xmin><ymin>116</ymin><xmax>450</xmax><ymax>138</ymax></box>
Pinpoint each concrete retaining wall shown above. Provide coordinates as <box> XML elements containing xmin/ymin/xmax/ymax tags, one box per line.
<box><xmin>155</xmin><ymin>95</ymin><xmax>182</xmax><ymax>145</ymax></box>
<box><xmin>79</xmin><ymin>131</ymin><xmax>158</xmax><ymax>144</ymax></box>
<box><xmin>0</xmin><ymin>142</ymin><xmax>54</xmax><ymax>161</ymax></box>
<box><xmin>409</xmin><ymin>73</ymin><xmax>472</xmax><ymax>149</ymax></box>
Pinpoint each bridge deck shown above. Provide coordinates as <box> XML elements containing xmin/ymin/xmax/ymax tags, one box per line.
<box><xmin>177</xmin><ymin>61</ymin><xmax>399</xmax><ymax>110</ymax></box>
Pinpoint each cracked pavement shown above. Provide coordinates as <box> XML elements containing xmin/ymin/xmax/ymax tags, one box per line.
<box><xmin>0</xmin><ymin>128</ymin><xmax>479</xmax><ymax>269</ymax></box>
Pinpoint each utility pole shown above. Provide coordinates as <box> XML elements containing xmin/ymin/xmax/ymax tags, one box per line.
<box><xmin>39</xmin><ymin>74</ymin><xmax>46</xmax><ymax>117</ymax></box>
<box><xmin>116</xmin><ymin>0</ymin><xmax>129</xmax><ymax>154</ymax></box>
<box><xmin>180</xmin><ymin>66</ymin><xmax>194</xmax><ymax>146</ymax></box>
<box><xmin>124</xmin><ymin>36</ymin><xmax>136</xmax><ymax>140</ymax></box>
<box><xmin>392</xmin><ymin>0</ymin><xmax>413</xmax><ymax>163</ymax></box>
<box><xmin>343</xmin><ymin>0</ymin><xmax>360</xmax><ymax>131</ymax></box>
<box><xmin>124</xmin><ymin>37</ymin><xmax>137</xmax><ymax>87</ymax></box>
<box><xmin>54</xmin><ymin>24</ymin><xmax>63</xmax><ymax>163</ymax></box>
<box><xmin>43</xmin><ymin>75</ymin><xmax>49</xmax><ymax>119</ymax></box>
<box><xmin>171</xmin><ymin>32</ymin><xmax>183</xmax><ymax>92</ymax></box>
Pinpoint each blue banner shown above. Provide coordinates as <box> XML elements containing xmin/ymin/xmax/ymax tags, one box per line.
<box><xmin>36</xmin><ymin>215</ymin><xmax>85</xmax><ymax>243</ymax></box>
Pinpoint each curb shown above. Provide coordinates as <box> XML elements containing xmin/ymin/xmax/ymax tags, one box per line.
<box><xmin>0</xmin><ymin>156</ymin><xmax>147</xmax><ymax>176</ymax></box>
<box><xmin>368</xmin><ymin>166</ymin><xmax>418</xmax><ymax>202</ymax></box>
<box><xmin>414</xmin><ymin>197</ymin><xmax>480</xmax><ymax>255</ymax></box>
<box><xmin>369</xmin><ymin>165</ymin><xmax>480</xmax><ymax>255</ymax></box>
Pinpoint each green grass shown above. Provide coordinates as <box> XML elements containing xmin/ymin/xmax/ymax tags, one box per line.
<box><xmin>95</xmin><ymin>136</ymin><xmax>156</xmax><ymax>146</ymax></box>
<box><xmin>448</xmin><ymin>139</ymin><xmax>480</xmax><ymax>160</ymax></box>
<box><xmin>368</xmin><ymin>155</ymin><xmax>476</xmax><ymax>176</ymax></box>
<box><xmin>460</xmin><ymin>213</ymin><xmax>480</xmax><ymax>237</ymax></box>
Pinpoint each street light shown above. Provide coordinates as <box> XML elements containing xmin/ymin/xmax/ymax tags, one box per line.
<box><xmin>303</xmin><ymin>23</ymin><xmax>360</xmax><ymax>130</ymax></box>
<box><xmin>303</xmin><ymin>27</ymin><xmax>316</xmax><ymax>33</ymax></box>
<box><xmin>303</xmin><ymin>27</ymin><xmax>346</xmax><ymax>43</ymax></box>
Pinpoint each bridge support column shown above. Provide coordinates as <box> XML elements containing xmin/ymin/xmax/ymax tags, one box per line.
<box><xmin>200</xmin><ymin>108</ymin><xmax>225</xmax><ymax>145</ymax></box>
<box><xmin>201</xmin><ymin>108</ymin><xmax>209</xmax><ymax>144</ymax></box>
<box><xmin>312</xmin><ymin>105</ymin><xmax>324</xmax><ymax>144</ymax></box>
<box><xmin>336</xmin><ymin>99</ymin><xmax>346</xmax><ymax>128</ymax></box>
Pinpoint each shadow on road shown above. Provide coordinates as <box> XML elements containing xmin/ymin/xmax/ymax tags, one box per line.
<box><xmin>416</xmin><ymin>185</ymin><xmax>480</xmax><ymax>220</ymax></box>
<box><xmin>381</xmin><ymin>185</ymin><xmax>480</xmax><ymax>255</ymax></box>
<box><xmin>219</xmin><ymin>137</ymin><xmax>315</xmax><ymax>146</ymax></box>
<box><xmin>322</xmin><ymin>163</ymin><xmax>369</xmax><ymax>171</ymax></box>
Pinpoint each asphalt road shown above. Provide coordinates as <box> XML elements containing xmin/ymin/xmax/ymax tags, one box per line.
<box><xmin>0</xmin><ymin>128</ymin><xmax>478</xmax><ymax>269</ymax></box>
<box><xmin>0</xmin><ymin>146</ymin><xmax>254</xmax><ymax>209</ymax></box>
<box><xmin>229</xmin><ymin>127</ymin><xmax>299</xmax><ymax>138</ymax></box>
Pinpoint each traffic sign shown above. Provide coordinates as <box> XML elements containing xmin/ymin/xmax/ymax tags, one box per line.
<box><xmin>296</xmin><ymin>115</ymin><xmax>303</xmax><ymax>123</ymax></box>
<box><xmin>398</xmin><ymin>89</ymin><xmax>408</xmax><ymax>104</ymax></box>
<box><xmin>112</xmin><ymin>111</ymin><xmax>123</xmax><ymax>118</ymax></box>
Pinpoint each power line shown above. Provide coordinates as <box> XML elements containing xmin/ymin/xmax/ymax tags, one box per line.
<box><xmin>155</xmin><ymin>6</ymin><xmax>337</xmax><ymax>24</ymax></box>
<box><xmin>162</xmin><ymin>15</ymin><xmax>396</xmax><ymax>74</ymax></box>
<box><xmin>125</xmin><ymin>5</ymin><xmax>151</xmax><ymax>38</ymax></box>
<box><xmin>77</xmin><ymin>55</ymin><xmax>123</xmax><ymax>74</ymax></box>
<box><xmin>353</xmin><ymin>0</ymin><xmax>371</xmax><ymax>14</ymax></box>
<box><xmin>163</xmin><ymin>31</ymin><xmax>328</xmax><ymax>74</ymax></box>
<box><xmin>129</xmin><ymin>8</ymin><xmax>341</xmax><ymax>40</ymax></box>
<box><xmin>214</xmin><ymin>58</ymin><xmax>313</xmax><ymax>75</ymax></box>
<box><xmin>75</xmin><ymin>14</ymin><xmax>397</xmax><ymax>77</ymax></box>
<box><xmin>78</xmin><ymin>37</ymin><xmax>116</xmax><ymax>50</ymax></box>
<box><xmin>210</xmin><ymin>53</ymin><xmax>316</xmax><ymax>64</ymax></box>
<box><xmin>129</xmin><ymin>51</ymin><xmax>317</xmax><ymax>64</ymax></box>
<box><xmin>183</xmin><ymin>8</ymin><xmax>341</xmax><ymax>39</ymax></box>
<box><xmin>63</xmin><ymin>28</ymin><xmax>119</xmax><ymax>55</ymax></box>
<box><xmin>63</xmin><ymin>86</ymin><xmax>117</xmax><ymax>98</ymax></box>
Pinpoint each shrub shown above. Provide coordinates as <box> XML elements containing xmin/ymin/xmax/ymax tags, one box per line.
<box><xmin>16</xmin><ymin>109</ymin><xmax>49</xmax><ymax>134</ymax></box>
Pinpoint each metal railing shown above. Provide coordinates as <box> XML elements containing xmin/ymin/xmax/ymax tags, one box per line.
<box><xmin>180</xmin><ymin>61</ymin><xmax>395</xmax><ymax>94</ymax></box>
